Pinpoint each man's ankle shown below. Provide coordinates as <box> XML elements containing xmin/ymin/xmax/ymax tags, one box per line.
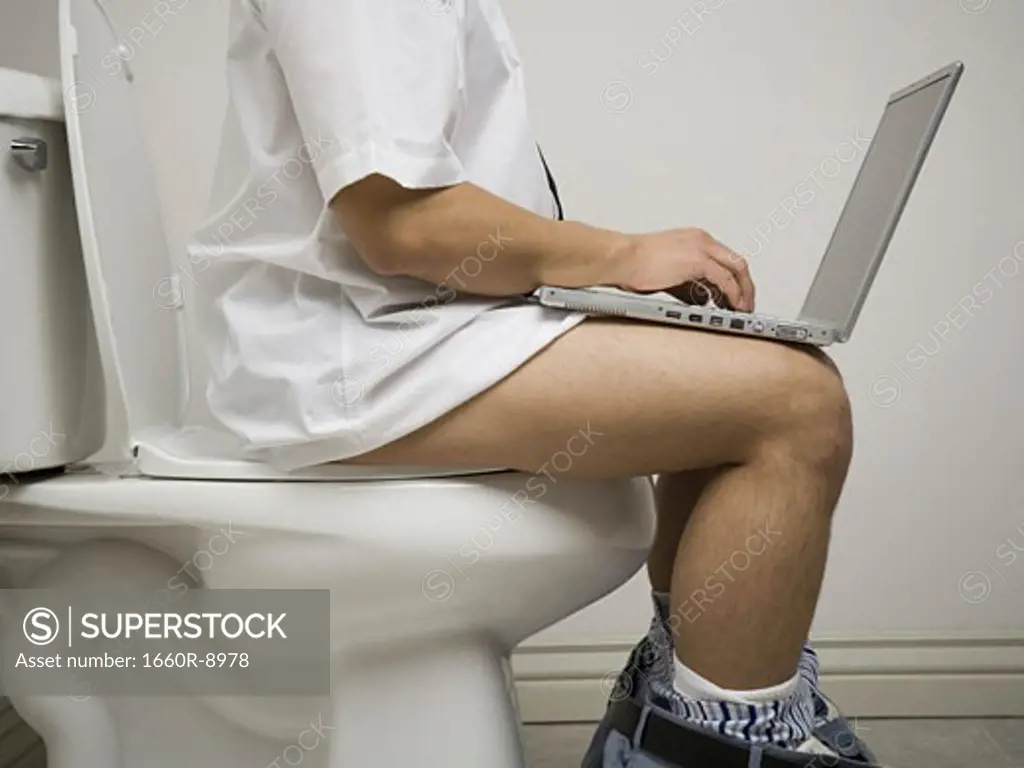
<box><xmin>640</xmin><ymin>589</ymin><xmax>818</xmax><ymax>749</ymax></box>
<box><xmin>673</xmin><ymin>655</ymin><xmax>802</xmax><ymax>705</ymax></box>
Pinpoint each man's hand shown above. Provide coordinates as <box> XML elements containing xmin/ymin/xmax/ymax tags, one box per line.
<box><xmin>610</xmin><ymin>228</ymin><xmax>756</xmax><ymax>313</ymax></box>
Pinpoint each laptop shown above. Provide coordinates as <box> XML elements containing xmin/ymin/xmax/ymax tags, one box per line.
<box><xmin>531</xmin><ymin>62</ymin><xmax>964</xmax><ymax>347</ymax></box>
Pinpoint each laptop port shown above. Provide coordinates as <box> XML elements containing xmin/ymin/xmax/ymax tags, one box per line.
<box><xmin>665</xmin><ymin>310</ymin><xmax>682</xmax><ymax>319</ymax></box>
<box><xmin>729</xmin><ymin>318</ymin><xmax>745</xmax><ymax>330</ymax></box>
<box><xmin>776</xmin><ymin>325</ymin><xmax>809</xmax><ymax>341</ymax></box>
<box><xmin>688</xmin><ymin>313</ymin><xmax>703</xmax><ymax>323</ymax></box>
<box><xmin>709</xmin><ymin>316</ymin><xmax>724</xmax><ymax>327</ymax></box>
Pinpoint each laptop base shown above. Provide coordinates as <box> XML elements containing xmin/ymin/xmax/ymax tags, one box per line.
<box><xmin>533</xmin><ymin>286</ymin><xmax>838</xmax><ymax>347</ymax></box>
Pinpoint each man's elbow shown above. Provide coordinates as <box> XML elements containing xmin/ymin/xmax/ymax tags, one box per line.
<box><xmin>329</xmin><ymin>174</ymin><xmax>439</xmax><ymax>279</ymax></box>
<box><xmin>351</xmin><ymin>233</ymin><xmax>419</xmax><ymax>278</ymax></box>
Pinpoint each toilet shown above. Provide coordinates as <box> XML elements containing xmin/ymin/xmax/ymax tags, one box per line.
<box><xmin>0</xmin><ymin>1</ymin><xmax>655</xmax><ymax>766</ymax></box>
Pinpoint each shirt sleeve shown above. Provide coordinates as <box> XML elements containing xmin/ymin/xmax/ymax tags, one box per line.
<box><xmin>257</xmin><ymin>0</ymin><xmax>468</xmax><ymax>204</ymax></box>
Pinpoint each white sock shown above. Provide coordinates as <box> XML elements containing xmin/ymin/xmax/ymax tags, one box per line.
<box><xmin>673</xmin><ymin>656</ymin><xmax>800</xmax><ymax>705</ymax></box>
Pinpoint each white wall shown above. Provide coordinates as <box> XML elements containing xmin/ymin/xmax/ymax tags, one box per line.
<box><xmin>0</xmin><ymin>0</ymin><xmax>59</xmax><ymax>77</ymax></box>
<box><xmin>3</xmin><ymin>0</ymin><xmax>1022</xmax><ymax>644</ymax></box>
<box><xmin>507</xmin><ymin>0</ymin><xmax>1024</xmax><ymax>642</ymax></box>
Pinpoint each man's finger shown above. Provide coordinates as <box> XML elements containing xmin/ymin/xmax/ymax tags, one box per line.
<box><xmin>671</xmin><ymin>280</ymin><xmax>716</xmax><ymax>306</ymax></box>
<box><xmin>704</xmin><ymin>240</ymin><xmax>755</xmax><ymax>311</ymax></box>
<box><xmin>699</xmin><ymin>263</ymin><xmax>743</xmax><ymax>311</ymax></box>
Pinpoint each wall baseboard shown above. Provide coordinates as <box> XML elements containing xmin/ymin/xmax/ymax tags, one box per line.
<box><xmin>511</xmin><ymin>633</ymin><xmax>1024</xmax><ymax>723</ymax></box>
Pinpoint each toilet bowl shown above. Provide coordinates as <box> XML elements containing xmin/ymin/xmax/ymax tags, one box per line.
<box><xmin>0</xmin><ymin>1</ymin><xmax>655</xmax><ymax>766</ymax></box>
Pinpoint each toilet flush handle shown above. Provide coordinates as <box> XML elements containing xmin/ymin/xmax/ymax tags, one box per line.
<box><xmin>9</xmin><ymin>138</ymin><xmax>49</xmax><ymax>172</ymax></box>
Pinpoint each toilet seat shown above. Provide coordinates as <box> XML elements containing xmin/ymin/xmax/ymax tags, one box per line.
<box><xmin>134</xmin><ymin>425</ymin><xmax>506</xmax><ymax>482</ymax></box>
<box><xmin>4</xmin><ymin>424</ymin><xmax>512</xmax><ymax>532</ymax></box>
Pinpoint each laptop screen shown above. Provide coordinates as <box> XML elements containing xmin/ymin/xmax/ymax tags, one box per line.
<box><xmin>798</xmin><ymin>66</ymin><xmax>961</xmax><ymax>337</ymax></box>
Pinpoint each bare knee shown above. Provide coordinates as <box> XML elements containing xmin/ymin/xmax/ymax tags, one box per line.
<box><xmin>759</xmin><ymin>346</ymin><xmax>853</xmax><ymax>473</ymax></box>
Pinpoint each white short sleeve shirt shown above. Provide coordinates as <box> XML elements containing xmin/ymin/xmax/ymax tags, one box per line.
<box><xmin>187</xmin><ymin>0</ymin><xmax>584</xmax><ymax>470</ymax></box>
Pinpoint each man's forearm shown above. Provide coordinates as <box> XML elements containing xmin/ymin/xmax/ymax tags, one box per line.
<box><xmin>333</xmin><ymin>176</ymin><xmax>635</xmax><ymax>297</ymax></box>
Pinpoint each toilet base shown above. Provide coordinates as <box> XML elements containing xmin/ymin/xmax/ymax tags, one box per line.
<box><xmin>5</xmin><ymin>693</ymin><xmax>120</xmax><ymax>768</ymax></box>
<box><xmin>0</xmin><ymin>474</ymin><xmax>656</xmax><ymax>765</ymax></box>
<box><xmin>6</xmin><ymin>635</ymin><xmax>530</xmax><ymax>768</ymax></box>
<box><xmin>328</xmin><ymin>635</ymin><xmax>526</xmax><ymax>768</ymax></box>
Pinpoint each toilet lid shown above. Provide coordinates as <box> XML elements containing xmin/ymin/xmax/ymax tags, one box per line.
<box><xmin>0</xmin><ymin>68</ymin><xmax>64</xmax><ymax>122</ymax></box>
<box><xmin>58</xmin><ymin>0</ymin><xmax>189</xmax><ymax>459</ymax></box>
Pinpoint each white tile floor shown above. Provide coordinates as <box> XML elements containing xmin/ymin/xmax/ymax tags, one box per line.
<box><xmin>523</xmin><ymin>719</ymin><xmax>1024</xmax><ymax>768</ymax></box>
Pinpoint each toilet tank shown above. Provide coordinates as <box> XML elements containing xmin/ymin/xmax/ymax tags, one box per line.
<box><xmin>0</xmin><ymin>68</ymin><xmax>105</xmax><ymax>475</ymax></box>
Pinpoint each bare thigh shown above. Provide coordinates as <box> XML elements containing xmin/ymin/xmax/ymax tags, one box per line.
<box><xmin>350</xmin><ymin>318</ymin><xmax>848</xmax><ymax>477</ymax></box>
